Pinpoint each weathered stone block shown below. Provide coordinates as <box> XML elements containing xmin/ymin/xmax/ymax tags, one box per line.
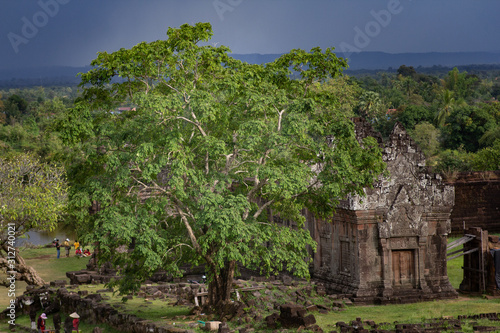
<box><xmin>282</xmin><ymin>275</ymin><xmax>292</xmax><ymax>286</ymax></box>
<box><xmin>204</xmin><ymin>321</ymin><xmax>221</xmax><ymax>331</ymax></box>
<box><xmin>76</xmin><ymin>274</ymin><xmax>91</xmax><ymax>283</ymax></box>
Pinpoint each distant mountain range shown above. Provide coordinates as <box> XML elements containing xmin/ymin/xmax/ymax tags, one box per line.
<box><xmin>232</xmin><ymin>51</ymin><xmax>500</xmax><ymax>71</ymax></box>
<box><xmin>1</xmin><ymin>52</ymin><xmax>499</xmax><ymax>86</ymax></box>
<box><xmin>345</xmin><ymin>51</ymin><xmax>500</xmax><ymax>70</ymax></box>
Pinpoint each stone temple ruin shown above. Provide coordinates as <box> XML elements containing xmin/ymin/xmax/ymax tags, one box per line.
<box><xmin>305</xmin><ymin>118</ymin><xmax>458</xmax><ymax>304</ymax></box>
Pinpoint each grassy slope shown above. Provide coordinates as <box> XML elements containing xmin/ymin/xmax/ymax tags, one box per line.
<box><xmin>0</xmin><ymin>246</ymin><xmax>89</xmax><ymax>306</ymax></box>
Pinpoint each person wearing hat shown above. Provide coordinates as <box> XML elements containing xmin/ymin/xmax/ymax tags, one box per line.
<box><xmin>55</xmin><ymin>238</ymin><xmax>61</xmax><ymax>259</ymax></box>
<box><xmin>63</xmin><ymin>238</ymin><xmax>71</xmax><ymax>257</ymax></box>
<box><xmin>70</xmin><ymin>312</ymin><xmax>80</xmax><ymax>332</ymax></box>
<box><xmin>37</xmin><ymin>313</ymin><xmax>47</xmax><ymax>332</ymax></box>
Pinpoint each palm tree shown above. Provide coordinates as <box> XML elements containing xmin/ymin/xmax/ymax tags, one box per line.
<box><xmin>359</xmin><ymin>91</ymin><xmax>383</xmax><ymax>121</ymax></box>
<box><xmin>435</xmin><ymin>89</ymin><xmax>455</xmax><ymax>127</ymax></box>
<box><xmin>479</xmin><ymin>127</ymin><xmax>500</xmax><ymax>146</ymax></box>
<box><xmin>397</xmin><ymin>75</ymin><xmax>417</xmax><ymax>98</ymax></box>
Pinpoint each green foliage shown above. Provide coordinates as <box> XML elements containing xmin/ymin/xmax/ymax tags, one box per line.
<box><xmin>434</xmin><ymin>148</ymin><xmax>473</xmax><ymax>174</ymax></box>
<box><xmin>0</xmin><ymin>153</ymin><xmax>67</xmax><ymax>227</ymax></box>
<box><xmin>311</xmin><ymin>76</ymin><xmax>361</xmax><ymax>116</ymax></box>
<box><xmin>471</xmin><ymin>139</ymin><xmax>500</xmax><ymax>171</ymax></box>
<box><xmin>435</xmin><ymin>89</ymin><xmax>457</xmax><ymax>127</ymax></box>
<box><xmin>63</xmin><ymin>22</ymin><xmax>386</xmax><ymax>304</ymax></box>
<box><xmin>441</xmin><ymin>104</ymin><xmax>497</xmax><ymax>152</ymax></box>
<box><xmin>351</xmin><ymin>66</ymin><xmax>500</xmax><ymax>169</ymax></box>
<box><xmin>444</xmin><ymin>67</ymin><xmax>481</xmax><ymax>101</ymax></box>
<box><xmin>383</xmin><ymin>86</ymin><xmax>407</xmax><ymax>109</ymax></box>
<box><xmin>397</xmin><ymin>65</ymin><xmax>417</xmax><ymax>77</ymax></box>
<box><xmin>409</xmin><ymin>122</ymin><xmax>440</xmax><ymax>158</ymax></box>
<box><xmin>399</xmin><ymin>105</ymin><xmax>435</xmax><ymax>131</ymax></box>
<box><xmin>358</xmin><ymin>91</ymin><xmax>385</xmax><ymax>120</ymax></box>
<box><xmin>435</xmin><ymin>140</ymin><xmax>500</xmax><ymax>173</ymax></box>
<box><xmin>492</xmin><ymin>83</ymin><xmax>500</xmax><ymax>100</ymax></box>
<box><xmin>0</xmin><ymin>88</ymin><xmax>71</xmax><ymax>162</ymax></box>
<box><xmin>395</xmin><ymin>75</ymin><xmax>417</xmax><ymax>98</ymax></box>
<box><xmin>0</xmin><ymin>153</ymin><xmax>67</xmax><ymax>258</ymax></box>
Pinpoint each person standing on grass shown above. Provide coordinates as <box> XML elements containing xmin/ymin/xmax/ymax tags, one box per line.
<box><xmin>55</xmin><ymin>238</ymin><xmax>61</xmax><ymax>259</ymax></box>
<box><xmin>64</xmin><ymin>238</ymin><xmax>71</xmax><ymax>257</ymax></box>
<box><xmin>37</xmin><ymin>313</ymin><xmax>47</xmax><ymax>333</ymax></box>
<box><xmin>73</xmin><ymin>240</ymin><xmax>80</xmax><ymax>252</ymax></box>
<box><xmin>70</xmin><ymin>312</ymin><xmax>80</xmax><ymax>332</ymax></box>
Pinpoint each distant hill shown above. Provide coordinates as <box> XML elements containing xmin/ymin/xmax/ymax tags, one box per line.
<box><xmin>1</xmin><ymin>52</ymin><xmax>499</xmax><ymax>87</ymax></box>
<box><xmin>0</xmin><ymin>66</ymin><xmax>90</xmax><ymax>88</ymax></box>
<box><xmin>344</xmin><ymin>51</ymin><xmax>500</xmax><ymax>70</ymax></box>
<box><xmin>232</xmin><ymin>52</ymin><xmax>500</xmax><ymax>70</ymax></box>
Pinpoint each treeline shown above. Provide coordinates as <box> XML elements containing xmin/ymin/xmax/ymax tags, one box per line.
<box><xmin>346</xmin><ymin>63</ymin><xmax>500</xmax><ymax>80</ymax></box>
<box><xmin>344</xmin><ymin>65</ymin><xmax>500</xmax><ymax>173</ymax></box>
<box><xmin>0</xmin><ymin>86</ymin><xmax>79</xmax><ymax>161</ymax></box>
<box><xmin>1</xmin><ymin>65</ymin><xmax>499</xmax><ymax>173</ymax></box>
<box><xmin>0</xmin><ymin>77</ymin><xmax>81</xmax><ymax>89</ymax></box>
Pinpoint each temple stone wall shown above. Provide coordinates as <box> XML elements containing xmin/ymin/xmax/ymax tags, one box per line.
<box><xmin>306</xmin><ymin>119</ymin><xmax>458</xmax><ymax>304</ymax></box>
<box><xmin>446</xmin><ymin>171</ymin><xmax>500</xmax><ymax>236</ymax></box>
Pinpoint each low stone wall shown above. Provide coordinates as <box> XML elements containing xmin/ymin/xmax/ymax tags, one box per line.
<box><xmin>1</xmin><ymin>276</ymin><xmax>330</xmax><ymax>332</ymax></box>
<box><xmin>0</xmin><ymin>283</ymin><xmax>201</xmax><ymax>333</ymax></box>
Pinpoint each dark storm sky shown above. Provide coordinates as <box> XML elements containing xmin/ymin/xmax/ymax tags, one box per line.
<box><xmin>1</xmin><ymin>0</ymin><xmax>499</xmax><ymax>70</ymax></box>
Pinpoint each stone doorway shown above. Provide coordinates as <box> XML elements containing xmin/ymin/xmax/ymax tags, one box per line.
<box><xmin>392</xmin><ymin>250</ymin><xmax>416</xmax><ymax>288</ymax></box>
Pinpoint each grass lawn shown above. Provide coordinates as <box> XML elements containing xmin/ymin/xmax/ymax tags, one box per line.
<box><xmin>315</xmin><ymin>297</ymin><xmax>500</xmax><ymax>331</ymax></box>
<box><xmin>0</xmin><ymin>246</ymin><xmax>90</xmax><ymax>309</ymax></box>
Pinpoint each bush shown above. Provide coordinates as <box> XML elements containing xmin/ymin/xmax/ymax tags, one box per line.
<box><xmin>471</xmin><ymin>139</ymin><xmax>500</xmax><ymax>171</ymax></box>
<box><xmin>434</xmin><ymin>148</ymin><xmax>473</xmax><ymax>174</ymax></box>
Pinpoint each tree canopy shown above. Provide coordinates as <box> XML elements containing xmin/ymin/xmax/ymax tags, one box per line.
<box><xmin>61</xmin><ymin>22</ymin><xmax>386</xmax><ymax>308</ymax></box>
<box><xmin>0</xmin><ymin>153</ymin><xmax>67</xmax><ymax>286</ymax></box>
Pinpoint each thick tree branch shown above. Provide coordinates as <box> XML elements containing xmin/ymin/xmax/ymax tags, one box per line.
<box><xmin>173</xmin><ymin>203</ymin><xmax>201</xmax><ymax>253</ymax></box>
<box><xmin>0</xmin><ymin>244</ymin><xmax>46</xmax><ymax>287</ymax></box>
<box><xmin>253</xmin><ymin>199</ymin><xmax>275</xmax><ymax>220</ymax></box>
<box><xmin>176</xmin><ymin>116</ymin><xmax>207</xmax><ymax>137</ymax></box>
<box><xmin>276</xmin><ymin>108</ymin><xmax>285</xmax><ymax>132</ymax></box>
<box><xmin>164</xmin><ymin>243</ymin><xmax>194</xmax><ymax>256</ymax></box>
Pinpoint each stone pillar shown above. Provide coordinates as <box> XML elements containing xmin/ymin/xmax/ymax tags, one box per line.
<box><xmin>417</xmin><ymin>236</ymin><xmax>431</xmax><ymax>293</ymax></box>
<box><xmin>379</xmin><ymin>238</ymin><xmax>393</xmax><ymax>297</ymax></box>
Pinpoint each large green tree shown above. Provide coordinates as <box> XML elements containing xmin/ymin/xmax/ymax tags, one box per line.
<box><xmin>62</xmin><ymin>23</ymin><xmax>385</xmax><ymax>310</ymax></box>
<box><xmin>0</xmin><ymin>153</ymin><xmax>67</xmax><ymax>286</ymax></box>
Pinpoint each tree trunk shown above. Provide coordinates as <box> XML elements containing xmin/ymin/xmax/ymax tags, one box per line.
<box><xmin>207</xmin><ymin>260</ymin><xmax>236</xmax><ymax>310</ymax></box>
<box><xmin>0</xmin><ymin>244</ymin><xmax>46</xmax><ymax>287</ymax></box>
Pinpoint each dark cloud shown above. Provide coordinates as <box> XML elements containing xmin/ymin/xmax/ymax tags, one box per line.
<box><xmin>1</xmin><ymin>0</ymin><xmax>499</xmax><ymax>70</ymax></box>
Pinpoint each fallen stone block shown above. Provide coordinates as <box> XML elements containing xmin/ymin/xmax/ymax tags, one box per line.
<box><xmin>76</xmin><ymin>274</ymin><xmax>91</xmax><ymax>283</ymax></box>
<box><xmin>204</xmin><ymin>321</ymin><xmax>222</xmax><ymax>331</ymax></box>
